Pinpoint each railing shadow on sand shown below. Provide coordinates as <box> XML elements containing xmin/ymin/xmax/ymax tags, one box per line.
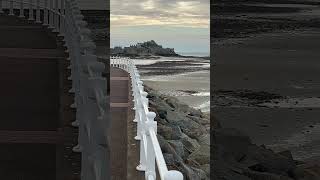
<box><xmin>0</xmin><ymin>0</ymin><xmax>109</xmax><ymax>179</ymax></box>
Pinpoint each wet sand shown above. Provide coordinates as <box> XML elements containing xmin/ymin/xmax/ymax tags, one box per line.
<box><xmin>213</xmin><ymin>29</ymin><xmax>320</xmax><ymax>97</ymax></box>
<box><xmin>212</xmin><ymin>2</ymin><xmax>320</xmax><ymax>160</ymax></box>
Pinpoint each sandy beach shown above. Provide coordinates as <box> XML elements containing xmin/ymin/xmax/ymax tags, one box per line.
<box><xmin>212</xmin><ymin>1</ymin><xmax>320</xmax><ymax>161</ymax></box>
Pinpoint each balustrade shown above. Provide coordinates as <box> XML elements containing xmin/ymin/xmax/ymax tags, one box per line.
<box><xmin>111</xmin><ymin>57</ymin><xmax>183</xmax><ymax>180</ymax></box>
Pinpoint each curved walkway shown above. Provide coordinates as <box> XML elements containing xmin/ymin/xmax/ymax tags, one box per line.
<box><xmin>110</xmin><ymin>67</ymin><xmax>144</xmax><ymax>180</ymax></box>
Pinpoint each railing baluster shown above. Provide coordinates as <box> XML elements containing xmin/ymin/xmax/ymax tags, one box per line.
<box><xmin>36</xmin><ymin>0</ymin><xmax>40</xmax><ymax>23</ymax></box>
<box><xmin>28</xmin><ymin>0</ymin><xmax>34</xmax><ymax>20</ymax></box>
<box><xmin>146</xmin><ymin>113</ymin><xmax>157</xmax><ymax>179</ymax></box>
<box><xmin>44</xmin><ymin>0</ymin><xmax>48</xmax><ymax>25</ymax></box>
<box><xmin>0</xmin><ymin>0</ymin><xmax>3</xmax><ymax>13</ymax></box>
<box><xmin>49</xmin><ymin>0</ymin><xmax>53</xmax><ymax>28</ymax></box>
<box><xmin>54</xmin><ymin>0</ymin><xmax>58</xmax><ymax>31</ymax></box>
<box><xmin>9</xmin><ymin>0</ymin><xmax>13</xmax><ymax>15</ymax></box>
<box><xmin>19</xmin><ymin>0</ymin><xmax>24</xmax><ymax>17</ymax></box>
<box><xmin>59</xmin><ymin>0</ymin><xmax>64</xmax><ymax>33</ymax></box>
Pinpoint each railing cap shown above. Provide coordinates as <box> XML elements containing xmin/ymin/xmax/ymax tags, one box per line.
<box><xmin>147</xmin><ymin>112</ymin><xmax>156</xmax><ymax>120</ymax></box>
<box><xmin>164</xmin><ymin>170</ymin><xmax>184</xmax><ymax>180</ymax></box>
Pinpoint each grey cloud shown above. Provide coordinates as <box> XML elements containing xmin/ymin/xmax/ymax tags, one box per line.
<box><xmin>111</xmin><ymin>0</ymin><xmax>209</xmax><ymax>27</ymax></box>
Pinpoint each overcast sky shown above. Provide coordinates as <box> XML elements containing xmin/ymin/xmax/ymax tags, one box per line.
<box><xmin>111</xmin><ymin>0</ymin><xmax>210</xmax><ymax>55</ymax></box>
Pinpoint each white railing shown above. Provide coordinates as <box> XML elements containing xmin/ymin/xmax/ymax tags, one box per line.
<box><xmin>0</xmin><ymin>1</ymin><xmax>109</xmax><ymax>180</ymax></box>
<box><xmin>111</xmin><ymin>56</ymin><xmax>184</xmax><ymax>180</ymax></box>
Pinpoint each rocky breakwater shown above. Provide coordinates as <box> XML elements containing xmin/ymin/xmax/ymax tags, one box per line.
<box><xmin>146</xmin><ymin>86</ymin><xmax>320</xmax><ymax>180</ymax></box>
<box><xmin>145</xmin><ymin>86</ymin><xmax>210</xmax><ymax>180</ymax></box>
<box><xmin>212</xmin><ymin>118</ymin><xmax>320</xmax><ymax>179</ymax></box>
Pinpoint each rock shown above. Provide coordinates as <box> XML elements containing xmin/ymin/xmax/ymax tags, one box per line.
<box><xmin>157</xmin><ymin>135</ymin><xmax>183</xmax><ymax>163</ymax></box>
<box><xmin>158</xmin><ymin>109</ymin><xmax>167</xmax><ymax>119</ymax></box>
<box><xmin>212</xmin><ymin>114</ymin><xmax>222</xmax><ymax>129</ymax></box>
<box><xmin>165</xmin><ymin>97</ymin><xmax>177</xmax><ymax>107</ymax></box>
<box><xmin>213</xmin><ymin>128</ymin><xmax>252</xmax><ymax>161</ymax></box>
<box><xmin>158</xmin><ymin>125</ymin><xmax>174</xmax><ymax>140</ymax></box>
<box><xmin>246</xmin><ymin>145</ymin><xmax>296</xmax><ymax>175</ymax></box>
<box><xmin>212</xmin><ymin>159</ymin><xmax>251</xmax><ymax>180</ymax></box>
<box><xmin>158</xmin><ymin>125</ymin><xmax>183</xmax><ymax>140</ymax></box>
<box><xmin>188</xmin><ymin>115</ymin><xmax>210</xmax><ymax>127</ymax></box>
<box><xmin>187</xmin><ymin>145</ymin><xmax>210</xmax><ymax>165</ymax></box>
<box><xmin>291</xmin><ymin>163</ymin><xmax>320</xmax><ymax>180</ymax></box>
<box><xmin>181</xmin><ymin>133</ymin><xmax>200</xmax><ymax>153</ymax></box>
<box><xmin>155</xmin><ymin>116</ymin><xmax>168</xmax><ymax>125</ymax></box>
<box><xmin>200</xmin><ymin>164</ymin><xmax>210</xmax><ymax>177</ymax></box>
<box><xmin>190</xmin><ymin>167</ymin><xmax>208</xmax><ymax>180</ymax></box>
<box><xmin>168</xmin><ymin>140</ymin><xmax>186</xmax><ymax>158</ymax></box>
<box><xmin>163</xmin><ymin>153</ymin><xmax>175</xmax><ymax>166</ymax></box>
<box><xmin>188</xmin><ymin>109</ymin><xmax>202</xmax><ymax>117</ymax></box>
<box><xmin>198</xmin><ymin>134</ymin><xmax>210</xmax><ymax>146</ymax></box>
<box><xmin>165</xmin><ymin>110</ymin><xmax>185</xmax><ymax>123</ymax></box>
<box><xmin>180</xmin><ymin>163</ymin><xmax>208</xmax><ymax>180</ymax></box>
<box><xmin>244</xmin><ymin>169</ymin><xmax>294</xmax><ymax>180</ymax></box>
<box><xmin>277</xmin><ymin>150</ymin><xmax>294</xmax><ymax>160</ymax></box>
<box><xmin>176</xmin><ymin>119</ymin><xmax>206</xmax><ymax>139</ymax></box>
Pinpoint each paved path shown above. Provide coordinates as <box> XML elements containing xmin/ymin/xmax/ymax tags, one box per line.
<box><xmin>0</xmin><ymin>14</ymin><xmax>79</xmax><ymax>180</ymax></box>
<box><xmin>110</xmin><ymin>67</ymin><xmax>129</xmax><ymax>180</ymax></box>
<box><xmin>110</xmin><ymin>67</ymin><xmax>144</xmax><ymax>180</ymax></box>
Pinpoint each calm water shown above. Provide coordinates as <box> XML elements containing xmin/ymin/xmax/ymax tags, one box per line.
<box><xmin>177</xmin><ymin>52</ymin><xmax>210</xmax><ymax>57</ymax></box>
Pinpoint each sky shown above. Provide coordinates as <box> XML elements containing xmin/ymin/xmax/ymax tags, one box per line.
<box><xmin>111</xmin><ymin>0</ymin><xmax>210</xmax><ymax>55</ymax></box>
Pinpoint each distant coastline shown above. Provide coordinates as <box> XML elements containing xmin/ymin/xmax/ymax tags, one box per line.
<box><xmin>111</xmin><ymin>40</ymin><xmax>178</xmax><ymax>57</ymax></box>
<box><xmin>111</xmin><ymin>40</ymin><xmax>210</xmax><ymax>59</ymax></box>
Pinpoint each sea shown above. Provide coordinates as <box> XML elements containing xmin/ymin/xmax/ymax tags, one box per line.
<box><xmin>177</xmin><ymin>52</ymin><xmax>210</xmax><ymax>57</ymax></box>
<box><xmin>133</xmin><ymin>56</ymin><xmax>210</xmax><ymax>113</ymax></box>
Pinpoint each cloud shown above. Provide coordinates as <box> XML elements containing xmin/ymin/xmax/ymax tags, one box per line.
<box><xmin>111</xmin><ymin>0</ymin><xmax>209</xmax><ymax>28</ymax></box>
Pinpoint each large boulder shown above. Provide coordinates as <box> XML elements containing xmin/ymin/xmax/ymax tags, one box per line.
<box><xmin>213</xmin><ymin>128</ymin><xmax>252</xmax><ymax>161</ymax></box>
<box><xmin>243</xmin><ymin>169</ymin><xmax>294</xmax><ymax>180</ymax></box>
<box><xmin>180</xmin><ymin>133</ymin><xmax>201</xmax><ymax>153</ymax></box>
<box><xmin>198</xmin><ymin>134</ymin><xmax>210</xmax><ymax>146</ymax></box>
<box><xmin>165</xmin><ymin>110</ymin><xmax>186</xmax><ymax>123</ymax></box>
<box><xmin>200</xmin><ymin>164</ymin><xmax>210</xmax><ymax>177</ymax></box>
<box><xmin>187</xmin><ymin>145</ymin><xmax>210</xmax><ymax>165</ymax></box>
<box><xmin>157</xmin><ymin>135</ymin><xmax>183</xmax><ymax>163</ymax></box>
<box><xmin>180</xmin><ymin>163</ymin><xmax>208</xmax><ymax>180</ymax></box>
<box><xmin>291</xmin><ymin>162</ymin><xmax>320</xmax><ymax>180</ymax></box>
<box><xmin>158</xmin><ymin>125</ymin><xmax>183</xmax><ymax>140</ymax></box>
<box><xmin>245</xmin><ymin>145</ymin><xmax>296</xmax><ymax>175</ymax></box>
<box><xmin>212</xmin><ymin>114</ymin><xmax>222</xmax><ymax>129</ymax></box>
<box><xmin>168</xmin><ymin>140</ymin><xmax>186</xmax><ymax>158</ymax></box>
<box><xmin>212</xmin><ymin>159</ymin><xmax>251</xmax><ymax>180</ymax></box>
<box><xmin>163</xmin><ymin>153</ymin><xmax>175</xmax><ymax>166</ymax></box>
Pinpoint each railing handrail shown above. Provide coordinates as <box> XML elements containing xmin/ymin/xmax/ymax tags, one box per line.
<box><xmin>1</xmin><ymin>1</ymin><xmax>109</xmax><ymax>180</ymax></box>
<box><xmin>111</xmin><ymin>56</ymin><xmax>183</xmax><ymax>180</ymax></box>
